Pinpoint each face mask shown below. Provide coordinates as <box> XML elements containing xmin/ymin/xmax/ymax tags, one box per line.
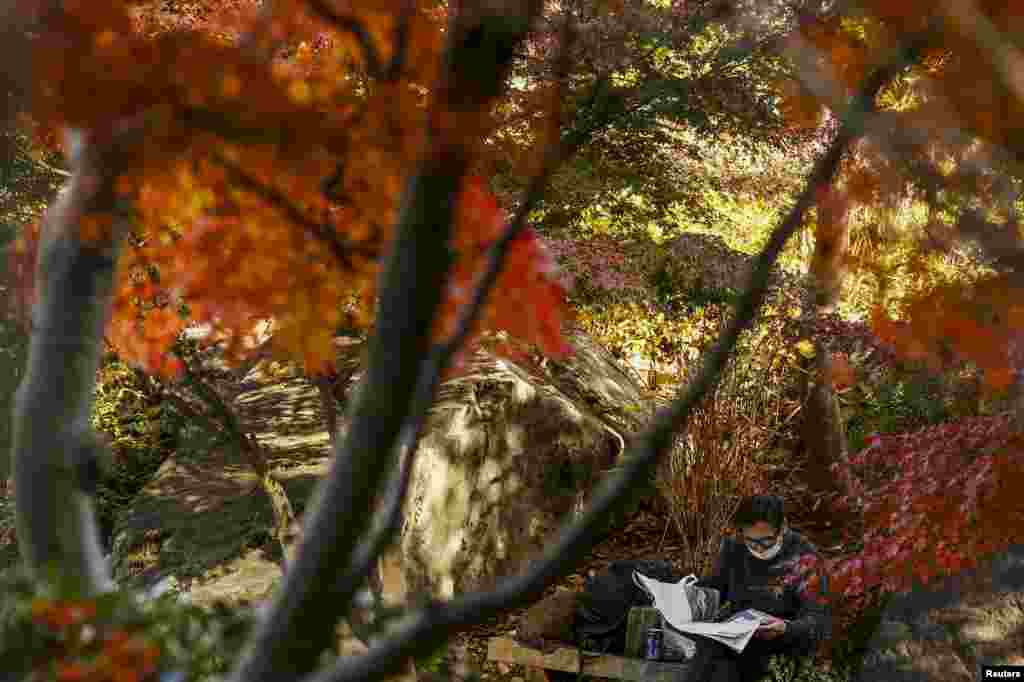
<box><xmin>746</xmin><ymin>529</ymin><xmax>785</xmax><ymax>561</ymax></box>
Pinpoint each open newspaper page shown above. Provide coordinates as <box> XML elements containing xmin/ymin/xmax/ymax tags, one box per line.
<box><xmin>668</xmin><ymin>609</ymin><xmax>777</xmax><ymax>653</ymax></box>
<box><xmin>632</xmin><ymin>572</ymin><xmax>777</xmax><ymax>653</ymax></box>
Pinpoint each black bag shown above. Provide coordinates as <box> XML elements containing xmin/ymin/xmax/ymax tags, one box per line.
<box><xmin>574</xmin><ymin>559</ymin><xmax>678</xmax><ymax>654</ymax></box>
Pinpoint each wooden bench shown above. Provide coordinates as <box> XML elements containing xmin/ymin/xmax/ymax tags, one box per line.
<box><xmin>487</xmin><ymin>636</ymin><xmax>692</xmax><ymax>682</ymax></box>
<box><xmin>489</xmin><ymin>607</ymin><xmax>692</xmax><ymax>682</ymax></box>
<box><xmin>488</xmin><ymin>607</ymin><xmax>807</xmax><ymax>682</ymax></box>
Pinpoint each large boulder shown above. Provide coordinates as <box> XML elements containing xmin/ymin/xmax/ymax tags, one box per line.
<box><xmin>381</xmin><ymin>328</ymin><xmax>647</xmax><ymax>599</ymax></box>
<box><xmin>109</xmin><ymin>328</ymin><xmax>648</xmax><ymax>608</ymax></box>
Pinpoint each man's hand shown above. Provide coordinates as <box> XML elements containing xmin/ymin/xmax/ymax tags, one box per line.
<box><xmin>754</xmin><ymin>618</ymin><xmax>787</xmax><ymax>639</ymax></box>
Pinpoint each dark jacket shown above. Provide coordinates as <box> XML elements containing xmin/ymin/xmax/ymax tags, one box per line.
<box><xmin>695</xmin><ymin>528</ymin><xmax>831</xmax><ymax>654</ymax></box>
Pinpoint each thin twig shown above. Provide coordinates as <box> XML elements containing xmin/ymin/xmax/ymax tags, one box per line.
<box><xmin>31</xmin><ymin>157</ymin><xmax>72</xmax><ymax>178</ymax></box>
<box><xmin>384</xmin><ymin>0</ymin><xmax>416</xmax><ymax>82</ymax></box>
<box><xmin>306</xmin><ymin>0</ymin><xmax>384</xmax><ymax>78</ymax></box>
<box><xmin>210</xmin><ymin>150</ymin><xmax>378</xmax><ymax>270</ymax></box>
<box><xmin>319</xmin><ymin>0</ymin><xmax>412</xmax><ymax>208</ymax></box>
<box><xmin>158</xmin><ymin>388</ymin><xmax>227</xmax><ymax>438</ymax></box>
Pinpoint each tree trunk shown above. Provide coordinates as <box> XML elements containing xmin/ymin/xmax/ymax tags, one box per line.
<box><xmin>240</xmin><ymin>433</ymin><xmax>298</xmax><ymax>568</ymax></box>
<box><xmin>10</xmin><ymin>129</ymin><xmax>127</xmax><ymax>593</ymax></box>
<box><xmin>316</xmin><ymin>373</ymin><xmax>338</xmax><ymax>447</ymax></box>
<box><xmin>798</xmin><ymin>189</ymin><xmax>851</xmax><ymax>497</ymax></box>
<box><xmin>162</xmin><ymin>360</ymin><xmax>299</xmax><ymax>568</ymax></box>
<box><xmin>799</xmin><ymin>347</ymin><xmax>848</xmax><ymax>492</ymax></box>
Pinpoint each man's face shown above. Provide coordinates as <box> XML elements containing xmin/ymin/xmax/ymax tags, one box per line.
<box><xmin>740</xmin><ymin>521</ymin><xmax>782</xmax><ymax>556</ymax></box>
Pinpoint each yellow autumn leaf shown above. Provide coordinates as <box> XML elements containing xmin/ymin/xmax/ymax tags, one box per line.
<box><xmin>796</xmin><ymin>339</ymin><xmax>816</xmax><ymax>358</ymax></box>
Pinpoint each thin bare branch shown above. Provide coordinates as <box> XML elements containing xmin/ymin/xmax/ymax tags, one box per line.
<box><xmin>306</xmin><ymin>38</ymin><xmax>924</xmax><ymax>682</ymax></box>
<box><xmin>306</xmin><ymin>0</ymin><xmax>385</xmax><ymax>78</ymax></box>
<box><xmin>30</xmin><ymin>157</ymin><xmax>72</xmax><ymax>178</ymax></box>
<box><xmin>384</xmin><ymin>0</ymin><xmax>416</xmax><ymax>81</ymax></box>
<box><xmin>210</xmin><ymin>150</ymin><xmax>379</xmax><ymax>270</ymax></box>
<box><xmin>158</xmin><ymin>388</ymin><xmax>227</xmax><ymax>437</ymax></box>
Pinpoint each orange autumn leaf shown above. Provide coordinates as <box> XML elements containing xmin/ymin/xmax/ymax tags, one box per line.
<box><xmin>983</xmin><ymin>365</ymin><xmax>1015</xmax><ymax>392</ymax></box>
<box><xmin>31</xmin><ymin>599</ymin><xmax>97</xmax><ymax>629</ymax></box>
<box><xmin>828</xmin><ymin>353</ymin><xmax>856</xmax><ymax>389</ymax></box>
<box><xmin>55</xmin><ymin>661</ymin><xmax>94</xmax><ymax>682</ymax></box>
<box><xmin>776</xmin><ymin>78</ymin><xmax>823</xmax><ymax>131</ymax></box>
<box><xmin>437</xmin><ymin>175</ymin><xmax>571</xmax><ymax>367</ymax></box>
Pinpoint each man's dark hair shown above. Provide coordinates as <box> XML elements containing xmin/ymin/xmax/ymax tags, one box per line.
<box><xmin>733</xmin><ymin>494</ymin><xmax>785</xmax><ymax>531</ymax></box>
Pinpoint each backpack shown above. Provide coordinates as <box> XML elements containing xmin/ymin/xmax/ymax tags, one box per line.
<box><xmin>574</xmin><ymin>559</ymin><xmax>678</xmax><ymax>654</ymax></box>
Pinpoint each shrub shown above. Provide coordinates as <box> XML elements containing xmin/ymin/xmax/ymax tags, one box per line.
<box><xmin>656</xmin><ymin>351</ymin><xmax>787</xmax><ymax>576</ymax></box>
<box><xmin>92</xmin><ymin>358</ymin><xmax>177</xmax><ymax>550</ymax></box>
<box><xmin>0</xmin><ymin>565</ymin><xmax>259</xmax><ymax>681</ymax></box>
<box><xmin>843</xmin><ymin>368</ymin><xmax>956</xmax><ymax>453</ymax></box>
<box><xmin>828</xmin><ymin>414</ymin><xmax>1021</xmax><ymax>597</ymax></box>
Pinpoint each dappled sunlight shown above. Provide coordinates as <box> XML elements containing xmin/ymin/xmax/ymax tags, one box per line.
<box><xmin>445</xmin><ymin>406</ymin><xmax>488</xmax><ymax>455</ymax></box>
<box><xmin>513</xmin><ymin>380</ymin><xmax>536</xmax><ymax>404</ymax></box>
<box><xmin>392</xmin><ymin>329</ymin><xmax>646</xmax><ymax>599</ymax></box>
<box><xmin>503</xmin><ymin>424</ymin><xmax>526</xmax><ymax>457</ymax></box>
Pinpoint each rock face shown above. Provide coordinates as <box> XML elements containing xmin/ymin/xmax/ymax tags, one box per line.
<box><xmin>388</xmin><ymin>329</ymin><xmax>646</xmax><ymax>598</ymax></box>
<box><xmin>110</xmin><ymin>328</ymin><xmax>648</xmax><ymax>608</ymax></box>
<box><xmin>857</xmin><ymin>544</ymin><xmax>1024</xmax><ymax>682</ymax></box>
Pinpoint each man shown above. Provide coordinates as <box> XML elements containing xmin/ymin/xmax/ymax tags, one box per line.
<box><xmin>689</xmin><ymin>494</ymin><xmax>831</xmax><ymax>682</ymax></box>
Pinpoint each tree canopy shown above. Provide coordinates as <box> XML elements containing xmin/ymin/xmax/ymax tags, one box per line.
<box><xmin>4</xmin><ymin>0</ymin><xmax>1024</xmax><ymax>680</ymax></box>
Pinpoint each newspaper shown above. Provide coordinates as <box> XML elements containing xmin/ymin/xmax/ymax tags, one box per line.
<box><xmin>633</xmin><ymin>572</ymin><xmax>780</xmax><ymax>653</ymax></box>
<box><xmin>668</xmin><ymin>608</ymin><xmax>779</xmax><ymax>653</ymax></box>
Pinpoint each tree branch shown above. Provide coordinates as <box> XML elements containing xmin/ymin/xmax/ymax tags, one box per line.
<box><xmin>329</xmin><ymin>421</ymin><xmax>416</xmax><ymax>605</ymax></box>
<box><xmin>324</xmin><ymin>150</ymin><xmax>563</xmax><ymax>625</ymax></box>
<box><xmin>305</xmin><ymin>39</ymin><xmax>922</xmax><ymax>682</ymax></box>
<box><xmin>224</xmin><ymin>4</ymin><xmax>543</xmax><ymax>679</ymax></box>
<box><xmin>326</xmin><ymin>16</ymin><xmax>575</xmax><ymax>608</ymax></box>
<box><xmin>30</xmin><ymin>156</ymin><xmax>72</xmax><ymax>178</ymax></box>
<box><xmin>384</xmin><ymin>0</ymin><xmax>415</xmax><ymax>82</ymax></box>
<box><xmin>171</xmin><ymin>346</ymin><xmax>298</xmax><ymax>563</ymax></box>
<box><xmin>316</xmin><ymin>0</ymin><xmax>418</xmax><ymax>206</ymax></box>
<box><xmin>436</xmin><ymin>17</ymin><xmax>572</xmax><ymax>364</ymax></box>
<box><xmin>306</xmin><ymin>0</ymin><xmax>385</xmax><ymax>78</ymax></box>
<box><xmin>9</xmin><ymin>126</ymin><xmax>143</xmax><ymax>593</ymax></box>
<box><xmin>158</xmin><ymin>388</ymin><xmax>227</xmax><ymax>438</ymax></box>
<box><xmin>209</xmin><ymin>150</ymin><xmax>379</xmax><ymax>270</ymax></box>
